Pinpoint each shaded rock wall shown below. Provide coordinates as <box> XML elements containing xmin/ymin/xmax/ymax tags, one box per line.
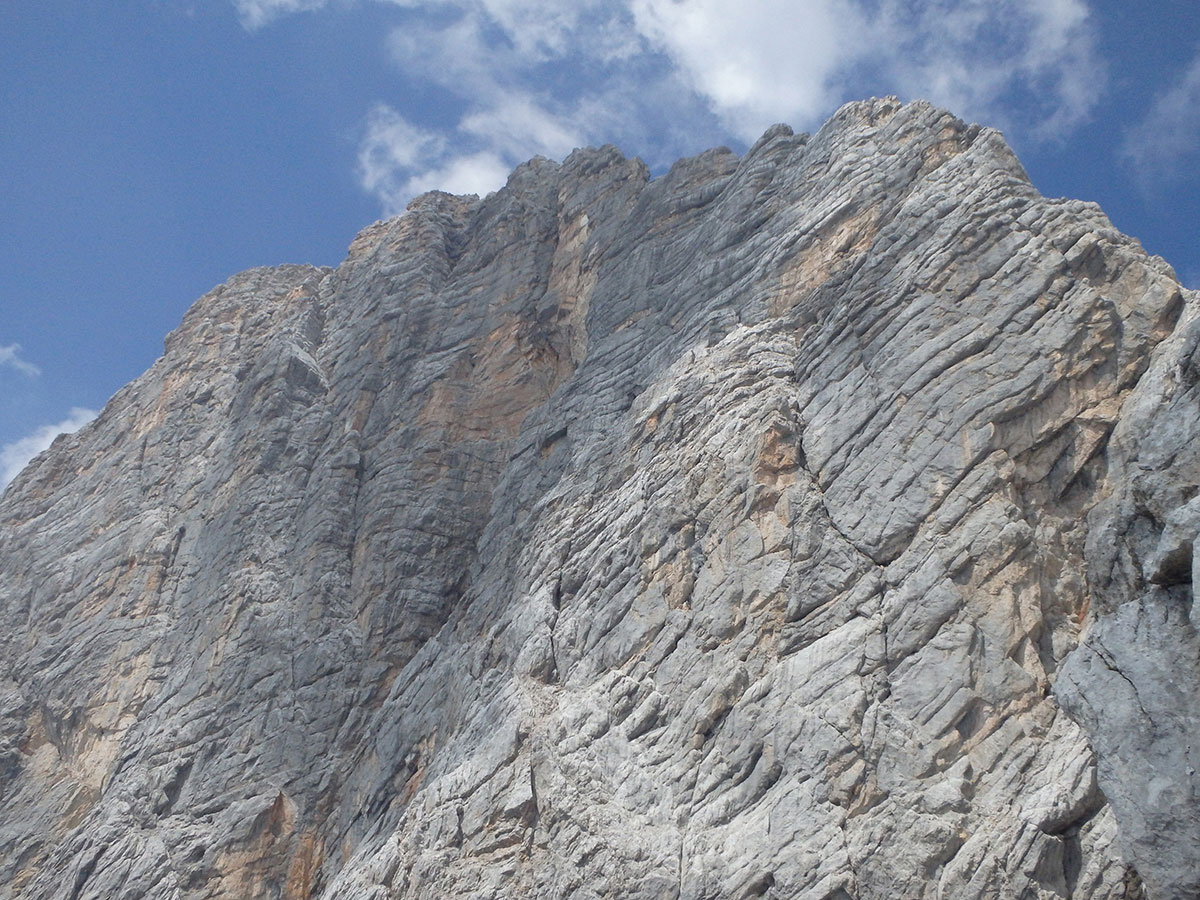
<box><xmin>1</xmin><ymin>98</ymin><xmax>1196</xmax><ymax>899</ymax></box>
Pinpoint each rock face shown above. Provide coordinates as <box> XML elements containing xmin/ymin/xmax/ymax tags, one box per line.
<box><xmin>1</xmin><ymin>98</ymin><xmax>1197</xmax><ymax>899</ymax></box>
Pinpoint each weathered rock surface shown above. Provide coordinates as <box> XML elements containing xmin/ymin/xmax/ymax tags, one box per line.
<box><xmin>1</xmin><ymin>97</ymin><xmax>1197</xmax><ymax>899</ymax></box>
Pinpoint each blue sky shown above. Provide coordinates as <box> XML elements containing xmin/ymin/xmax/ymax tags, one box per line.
<box><xmin>2</xmin><ymin>0</ymin><xmax>1198</xmax><ymax>487</ymax></box>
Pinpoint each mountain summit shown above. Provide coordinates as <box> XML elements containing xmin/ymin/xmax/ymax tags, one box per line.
<box><xmin>1</xmin><ymin>98</ymin><xmax>1197</xmax><ymax>899</ymax></box>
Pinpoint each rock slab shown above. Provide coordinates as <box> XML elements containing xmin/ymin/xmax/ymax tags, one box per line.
<box><xmin>1</xmin><ymin>98</ymin><xmax>1197</xmax><ymax>899</ymax></box>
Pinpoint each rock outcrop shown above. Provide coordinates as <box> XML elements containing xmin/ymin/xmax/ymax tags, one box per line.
<box><xmin>1</xmin><ymin>98</ymin><xmax>1197</xmax><ymax>899</ymax></box>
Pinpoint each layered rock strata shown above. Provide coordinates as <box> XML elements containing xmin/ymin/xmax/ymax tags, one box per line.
<box><xmin>1</xmin><ymin>98</ymin><xmax>1197</xmax><ymax>899</ymax></box>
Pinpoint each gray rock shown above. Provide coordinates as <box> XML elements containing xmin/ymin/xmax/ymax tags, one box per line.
<box><xmin>1057</xmin><ymin>293</ymin><xmax>1200</xmax><ymax>900</ymax></box>
<box><xmin>0</xmin><ymin>97</ymin><xmax>1194</xmax><ymax>898</ymax></box>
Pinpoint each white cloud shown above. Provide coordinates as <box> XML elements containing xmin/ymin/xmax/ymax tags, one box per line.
<box><xmin>359</xmin><ymin>7</ymin><xmax>596</xmax><ymax>212</ymax></box>
<box><xmin>357</xmin><ymin>103</ymin><xmax>519</xmax><ymax>213</ymax></box>
<box><xmin>0</xmin><ymin>344</ymin><xmax>40</xmax><ymax>378</ymax></box>
<box><xmin>870</xmin><ymin>0</ymin><xmax>1101</xmax><ymax>140</ymax></box>
<box><xmin>387</xmin><ymin>12</ymin><xmax>498</xmax><ymax>92</ymax></box>
<box><xmin>630</xmin><ymin>0</ymin><xmax>863</xmax><ymax>141</ymax></box>
<box><xmin>404</xmin><ymin>150</ymin><xmax>513</xmax><ymax>198</ymax></box>
<box><xmin>234</xmin><ymin>0</ymin><xmax>1104</xmax><ymax>209</ymax></box>
<box><xmin>0</xmin><ymin>408</ymin><xmax>98</xmax><ymax>492</ymax></box>
<box><xmin>463</xmin><ymin>0</ymin><xmax>609</xmax><ymax>60</ymax></box>
<box><xmin>358</xmin><ymin>104</ymin><xmax>447</xmax><ymax>198</ymax></box>
<box><xmin>1121</xmin><ymin>50</ymin><xmax>1200</xmax><ymax>184</ymax></box>
<box><xmin>382</xmin><ymin>11</ymin><xmax>590</xmax><ymax>157</ymax></box>
<box><xmin>355</xmin><ymin>89</ymin><xmax>588</xmax><ymax>212</ymax></box>
<box><xmin>233</xmin><ymin>0</ymin><xmax>330</xmax><ymax>29</ymax></box>
<box><xmin>459</xmin><ymin>96</ymin><xmax>583</xmax><ymax>161</ymax></box>
<box><xmin>629</xmin><ymin>0</ymin><xmax>1100</xmax><ymax>142</ymax></box>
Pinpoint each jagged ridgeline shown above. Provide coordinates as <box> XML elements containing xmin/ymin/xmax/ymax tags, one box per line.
<box><xmin>1</xmin><ymin>98</ymin><xmax>1198</xmax><ymax>900</ymax></box>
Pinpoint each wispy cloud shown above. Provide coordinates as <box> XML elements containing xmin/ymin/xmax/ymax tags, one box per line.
<box><xmin>630</xmin><ymin>0</ymin><xmax>1101</xmax><ymax>142</ymax></box>
<box><xmin>1121</xmin><ymin>49</ymin><xmax>1200</xmax><ymax>186</ymax></box>
<box><xmin>630</xmin><ymin>0</ymin><xmax>864</xmax><ymax>141</ymax></box>
<box><xmin>868</xmin><ymin>0</ymin><xmax>1101</xmax><ymax>141</ymax></box>
<box><xmin>358</xmin><ymin>103</ymin><xmax>515</xmax><ymax>212</ymax></box>
<box><xmin>0</xmin><ymin>344</ymin><xmax>41</xmax><ymax>378</ymax></box>
<box><xmin>358</xmin><ymin>6</ymin><xmax>600</xmax><ymax>211</ymax></box>
<box><xmin>0</xmin><ymin>408</ymin><xmax>98</xmax><ymax>492</ymax></box>
<box><xmin>232</xmin><ymin>0</ymin><xmax>1104</xmax><ymax>209</ymax></box>
<box><xmin>232</xmin><ymin>0</ymin><xmax>330</xmax><ymax>29</ymax></box>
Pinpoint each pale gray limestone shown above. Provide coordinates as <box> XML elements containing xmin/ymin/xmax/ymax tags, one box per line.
<box><xmin>0</xmin><ymin>98</ymin><xmax>1196</xmax><ymax>899</ymax></box>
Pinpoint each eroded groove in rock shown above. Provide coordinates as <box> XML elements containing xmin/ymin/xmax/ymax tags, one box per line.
<box><xmin>0</xmin><ymin>97</ymin><xmax>1195</xmax><ymax>899</ymax></box>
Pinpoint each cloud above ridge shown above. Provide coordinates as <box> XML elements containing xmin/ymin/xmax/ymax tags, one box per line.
<box><xmin>232</xmin><ymin>0</ymin><xmax>1104</xmax><ymax>210</ymax></box>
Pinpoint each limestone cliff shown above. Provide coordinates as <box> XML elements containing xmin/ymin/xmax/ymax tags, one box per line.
<box><xmin>1</xmin><ymin>98</ymin><xmax>1197</xmax><ymax>900</ymax></box>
